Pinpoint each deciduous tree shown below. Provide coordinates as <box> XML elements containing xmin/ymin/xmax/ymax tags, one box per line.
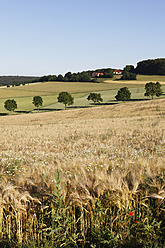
<box><xmin>87</xmin><ymin>93</ymin><xmax>103</xmax><ymax>104</ymax></box>
<box><xmin>4</xmin><ymin>99</ymin><xmax>17</xmax><ymax>112</ymax></box>
<box><xmin>57</xmin><ymin>92</ymin><xmax>74</xmax><ymax>109</ymax></box>
<box><xmin>32</xmin><ymin>96</ymin><xmax>43</xmax><ymax>109</ymax></box>
<box><xmin>144</xmin><ymin>82</ymin><xmax>163</xmax><ymax>99</ymax></box>
<box><xmin>115</xmin><ymin>87</ymin><xmax>131</xmax><ymax>101</ymax></box>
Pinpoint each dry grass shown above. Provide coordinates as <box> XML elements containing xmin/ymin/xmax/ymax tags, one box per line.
<box><xmin>0</xmin><ymin>98</ymin><xmax>164</xmax><ymax>125</ymax></box>
<box><xmin>0</xmin><ymin>99</ymin><xmax>164</xmax><ymax>245</ymax></box>
<box><xmin>0</xmin><ymin>99</ymin><xmax>164</xmax><ymax>193</ymax></box>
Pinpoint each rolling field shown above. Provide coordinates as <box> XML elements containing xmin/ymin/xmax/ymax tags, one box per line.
<box><xmin>0</xmin><ymin>76</ymin><xmax>165</xmax><ymax>113</ymax></box>
<box><xmin>0</xmin><ymin>98</ymin><xmax>164</xmax><ymax>246</ymax></box>
<box><xmin>136</xmin><ymin>74</ymin><xmax>165</xmax><ymax>82</ymax></box>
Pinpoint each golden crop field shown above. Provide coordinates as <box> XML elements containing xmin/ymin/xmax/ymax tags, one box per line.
<box><xmin>0</xmin><ymin>98</ymin><xmax>164</xmax><ymax>247</ymax></box>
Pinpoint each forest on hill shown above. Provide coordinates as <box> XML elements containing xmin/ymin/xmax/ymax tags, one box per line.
<box><xmin>135</xmin><ymin>58</ymin><xmax>165</xmax><ymax>75</ymax></box>
<box><xmin>0</xmin><ymin>76</ymin><xmax>39</xmax><ymax>86</ymax></box>
<box><xmin>1</xmin><ymin>58</ymin><xmax>165</xmax><ymax>86</ymax></box>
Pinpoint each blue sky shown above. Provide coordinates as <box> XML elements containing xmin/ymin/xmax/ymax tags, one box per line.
<box><xmin>0</xmin><ymin>0</ymin><xmax>165</xmax><ymax>76</ymax></box>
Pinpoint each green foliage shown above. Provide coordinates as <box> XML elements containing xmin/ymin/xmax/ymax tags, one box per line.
<box><xmin>37</xmin><ymin>69</ymin><xmax>112</xmax><ymax>83</ymax></box>
<box><xmin>45</xmin><ymin>170</ymin><xmax>79</xmax><ymax>248</ymax></box>
<box><xmin>115</xmin><ymin>87</ymin><xmax>131</xmax><ymax>101</ymax></box>
<box><xmin>87</xmin><ymin>93</ymin><xmax>103</xmax><ymax>104</ymax></box>
<box><xmin>57</xmin><ymin>74</ymin><xmax>64</xmax><ymax>81</ymax></box>
<box><xmin>4</xmin><ymin>99</ymin><xmax>17</xmax><ymax>112</ymax></box>
<box><xmin>0</xmin><ymin>76</ymin><xmax>39</xmax><ymax>86</ymax></box>
<box><xmin>57</xmin><ymin>92</ymin><xmax>74</xmax><ymax>109</ymax></box>
<box><xmin>135</xmin><ymin>58</ymin><xmax>165</xmax><ymax>75</ymax></box>
<box><xmin>123</xmin><ymin>65</ymin><xmax>135</xmax><ymax>73</ymax></box>
<box><xmin>64</xmin><ymin>72</ymin><xmax>72</xmax><ymax>80</ymax></box>
<box><xmin>0</xmin><ymin>175</ymin><xmax>165</xmax><ymax>247</ymax></box>
<box><xmin>121</xmin><ymin>71</ymin><xmax>137</xmax><ymax>80</ymax></box>
<box><xmin>70</xmin><ymin>73</ymin><xmax>79</xmax><ymax>82</ymax></box>
<box><xmin>144</xmin><ymin>82</ymin><xmax>163</xmax><ymax>99</ymax></box>
<box><xmin>78</xmin><ymin>72</ymin><xmax>91</xmax><ymax>82</ymax></box>
<box><xmin>32</xmin><ymin>96</ymin><xmax>43</xmax><ymax>109</ymax></box>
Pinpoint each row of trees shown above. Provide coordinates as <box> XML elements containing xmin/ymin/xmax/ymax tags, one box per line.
<box><xmin>115</xmin><ymin>82</ymin><xmax>163</xmax><ymax>101</ymax></box>
<box><xmin>3</xmin><ymin>82</ymin><xmax>163</xmax><ymax>112</ymax></box>
<box><xmin>38</xmin><ymin>69</ymin><xmax>114</xmax><ymax>83</ymax></box>
<box><xmin>4</xmin><ymin>96</ymin><xmax>43</xmax><ymax>112</ymax></box>
<box><xmin>33</xmin><ymin>58</ymin><xmax>165</xmax><ymax>84</ymax></box>
<box><xmin>57</xmin><ymin>82</ymin><xmax>163</xmax><ymax>106</ymax></box>
<box><xmin>0</xmin><ymin>69</ymin><xmax>114</xmax><ymax>87</ymax></box>
<box><xmin>1</xmin><ymin>58</ymin><xmax>165</xmax><ymax>87</ymax></box>
<box><xmin>39</xmin><ymin>72</ymin><xmax>92</xmax><ymax>83</ymax></box>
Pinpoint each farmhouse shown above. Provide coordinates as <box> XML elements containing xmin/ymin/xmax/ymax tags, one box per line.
<box><xmin>92</xmin><ymin>72</ymin><xmax>104</xmax><ymax>77</ymax></box>
<box><xmin>113</xmin><ymin>69</ymin><xmax>122</xmax><ymax>75</ymax></box>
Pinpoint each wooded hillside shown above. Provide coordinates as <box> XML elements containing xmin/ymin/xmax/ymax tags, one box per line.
<box><xmin>135</xmin><ymin>58</ymin><xmax>165</xmax><ymax>75</ymax></box>
<box><xmin>0</xmin><ymin>76</ymin><xmax>39</xmax><ymax>86</ymax></box>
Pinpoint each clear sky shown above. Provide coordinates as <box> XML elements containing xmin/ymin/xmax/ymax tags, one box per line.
<box><xmin>0</xmin><ymin>0</ymin><xmax>165</xmax><ymax>76</ymax></box>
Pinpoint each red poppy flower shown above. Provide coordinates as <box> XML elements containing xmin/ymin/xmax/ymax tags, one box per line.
<box><xmin>128</xmin><ymin>211</ymin><xmax>134</xmax><ymax>216</ymax></box>
<box><xmin>136</xmin><ymin>220</ymin><xmax>138</xmax><ymax>223</ymax></box>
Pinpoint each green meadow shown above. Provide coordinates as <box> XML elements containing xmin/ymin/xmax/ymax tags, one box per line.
<box><xmin>0</xmin><ymin>76</ymin><xmax>165</xmax><ymax>113</ymax></box>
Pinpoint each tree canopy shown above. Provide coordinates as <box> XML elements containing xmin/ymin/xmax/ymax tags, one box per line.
<box><xmin>123</xmin><ymin>65</ymin><xmax>135</xmax><ymax>73</ymax></box>
<box><xmin>0</xmin><ymin>76</ymin><xmax>39</xmax><ymax>86</ymax></box>
<box><xmin>4</xmin><ymin>99</ymin><xmax>17</xmax><ymax>112</ymax></box>
<box><xmin>121</xmin><ymin>71</ymin><xmax>137</xmax><ymax>80</ymax></box>
<box><xmin>135</xmin><ymin>58</ymin><xmax>165</xmax><ymax>75</ymax></box>
<box><xmin>57</xmin><ymin>92</ymin><xmax>74</xmax><ymax>109</ymax></box>
<box><xmin>87</xmin><ymin>93</ymin><xmax>103</xmax><ymax>104</ymax></box>
<box><xmin>144</xmin><ymin>82</ymin><xmax>163</xmax><ymax>99</ymax></box>
<box><xmin>115</xmin><ymin>87</ymin><xmax>131</xmax><ymax>101</ymax></box>
<box><xmin>32</xmin><ymin>96</ymin><xmax>43</xmax><ymax>109</ymax></box>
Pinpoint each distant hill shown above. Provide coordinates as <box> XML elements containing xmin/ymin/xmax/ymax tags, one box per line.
<box><xmin>0</xmin><ymin>76</ymin><xmax>40</xmax><ymax>86</ymax></box>
<box><xmin>1</xmin><ymin>58</ymin><xmax>165</xmax><ymax>86</ymax></box>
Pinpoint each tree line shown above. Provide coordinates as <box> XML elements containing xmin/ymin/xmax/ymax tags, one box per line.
<box><xmin>118</xmin><ymin>58</ymin><xmax>165</xmax><ymax>80</ymax></box>
<box><xmin>135</xmin><ymin>58</ymin><xmax>165</xmax><ymax>75</ymax></box>
<box><xmin>124</xmin><ymin>58</ymin><xmax>165</xmax><ymax>76</ymax></box>
<box><xmin>38</xmin><ymin>69</ymin><xmax>114</xmax><ymax>83</ymax></box>
<box><xmin>3</xmin><ymin>82</ymin><xmax>163</xmax><ymax>113</ymax></box>
<box><xmin>0</xmin><ymin>76</ymin><xmax>39</xmax><ymax>86</ymax></box>
<box><xmin>1</xmin><ymin>58</ymin><xmax>165</xmax><ymax>87</ymax></box>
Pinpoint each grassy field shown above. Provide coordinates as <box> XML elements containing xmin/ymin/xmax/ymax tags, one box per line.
<box><xmin>0</xmin><ymin>80</ymin><xmax>146</xmax><ymax>99</ymax></box>
<box><xmin>112</xmin><ymin>74</ymin><xmax>165</xmax><ymax>82</ymax></box>
<box><xmin>0</xmin><ymin>99</ymin><xmax>164</xmax><ymax>247</ymax></box>
<box><xmin>136</xmin><ymin>74</ymin><xmax>165</xmax><ymax>82</ymax></box>
<box><xmin>0</xmin><ymin>75</ymin><xmax>165</xmax><ymax>113</ymax></box>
